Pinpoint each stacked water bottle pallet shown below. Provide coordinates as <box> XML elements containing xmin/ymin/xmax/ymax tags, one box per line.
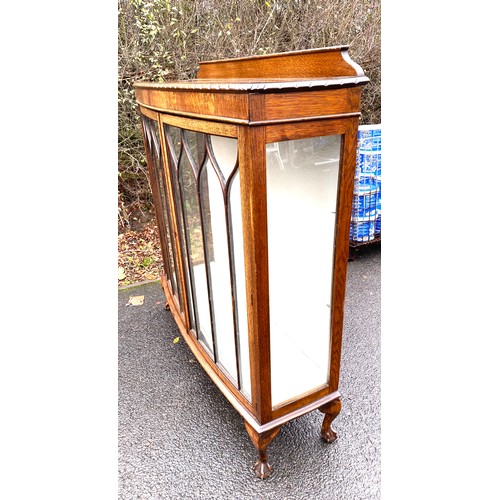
<box><xmin>349</xmin><ymin>124</ymin><xmax>381</xmax><ymax>254</ymax></box>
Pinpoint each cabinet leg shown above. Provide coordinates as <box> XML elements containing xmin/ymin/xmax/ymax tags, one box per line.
<box><xmin>319</xmin><ymin>397</ymin><xmax>342</xmax><ymax>443</ymax></box>
<box><xmin>244</xmin><ymin>422</ymin><xmax>281</xmax><ymax>479</ymax></box>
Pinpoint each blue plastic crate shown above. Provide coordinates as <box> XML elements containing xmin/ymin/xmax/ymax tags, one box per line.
<box><xmin>375</xmin><ymin>214</ymin><xmax>381</xmax><ymax>235</ymax></box>
<box><xmin>350</xmin><ymin>220</ymin><xmax>375</xmax><ymax>242</ymax></box>
<box><xmin>357</xmin><ymin>125</ymin><xmax>382</xmax><ymax>152</ymax></box>
<box><xmin>354</xmin><ymin>175</ymin><xmax>377</xmax><ymax>194</ymax></box>
<box><xmin>356</xmin><ymin>151</ymin><xmax>381</xmax><ymax>177</ymax></box>
<box><xmin>376</xmin><ymin>176</ymin><xmax>381</xmax><ymax>213</ymax></box>
<box><xmin>351</xmin><ymin>125</ymin><xmax>381</xmax><ymax>242</ymax></box>
<box><xmin>351</xmin><ymin>180</ymin><xmax>378</xmax><ymax>221</ymax></box>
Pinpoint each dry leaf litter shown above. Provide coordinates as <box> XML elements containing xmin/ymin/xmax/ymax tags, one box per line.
<box><xmin>118</xmin><ymin>219</ymin><xmax>163</xmax><ymax>287</ymax></box>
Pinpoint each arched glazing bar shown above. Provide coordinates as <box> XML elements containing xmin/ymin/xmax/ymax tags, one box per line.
<box><xmin>180</xmin><ymin>130</ymin><xmax>217</xmax><ymax>358</ymax></box>
<box><xmin>140</xmin><ymin>116</ymin><xmax>171</xmax><ymax>283</ymax></box>
<box><xmin>162</xmin><ymin>125</ymin><xmax>196</xmax><ymax>334</ymax></box>
<box><xmin>205</xmin><ymin>137</ymin><xmax>243</xmax><ymax>389</ymax></box>
<box><xmin>159</xmin><ymin>122</ymin><xmax>249</xmax><ymax>396</ymax></box>
<box><xmin>149</xmin><ymin>118</ymin><xmax>183</xmax><ymax>311</ymax></box>
<box><xmin>141</xmin><ymin>115</ymin><xmax>180</xmax><ymax>303</ymax></box>
<box><xmin>196</xmin><ymin>136</ymin><xmax>238</xmax><ymax>386</ymax></box>
<box><xmin>164</xmin><ymin>124</ymin><xmax>208</xmax><ymax>357</ymax></box>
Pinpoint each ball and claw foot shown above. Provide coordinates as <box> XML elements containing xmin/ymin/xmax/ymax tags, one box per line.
<box><xmin>252</xmin><ymin>459</ymin><xmax>272</xmax><ymax>479</ymax></box>
<box><xmin>244</xmin><ymin>422</ymin><xmax>281</xmax><ymax>479</ymax></box>
<box><xmin>321</xmin><ymin>424</ymin><xmax>338</xmax><ymax>443</ymax></box>
<box><xmin>319</xmin><ymin>397</ymin><xmax>342</xmax><ymax>444</ymax></box>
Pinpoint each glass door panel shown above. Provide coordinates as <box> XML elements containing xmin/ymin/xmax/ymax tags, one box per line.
<box><xmin>266</xmin><ymin>135</ymin><xmax>341</xmax><ymax>407</ymax></box>
<box><xmin>141</xmin><ymin>115</ymin><xmax>183</xmax><ymax>312</ymax></box>
<box><xmin>162</xmin><ymin>123</ymin><xmax>251</xmax><ymax>399</ymax></box>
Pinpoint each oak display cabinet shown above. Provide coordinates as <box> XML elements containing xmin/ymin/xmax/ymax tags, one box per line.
<box><xmin>134</xmin><ymin>46</ymin><xmax>368</xmax><ymax>478</ymax></box>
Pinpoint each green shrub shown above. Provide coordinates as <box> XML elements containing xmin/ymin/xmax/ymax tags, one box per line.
<box><xmin>118</xmin><ymin>0</ymin><xmax>381</xmax><ymax>230</ymax></box>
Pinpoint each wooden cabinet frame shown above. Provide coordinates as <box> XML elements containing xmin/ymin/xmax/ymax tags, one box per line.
<box><xmin>135</xmin><ymin>46</ymin><xmax>368</xmax><ymax>478</ymax></box>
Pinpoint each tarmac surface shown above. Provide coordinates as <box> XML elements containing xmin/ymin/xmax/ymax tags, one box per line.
<box><xmin>118</xmin><ymin>244</ymin><xmax>380</xmax><ymax>499</ymax></box>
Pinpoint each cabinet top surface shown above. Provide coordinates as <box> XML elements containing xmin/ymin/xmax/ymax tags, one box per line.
<box><xmin>133</xmin><ymin>76</ymin><xmax>368</xmax><ymax>92</ymax></box>
<box><xmin>134</xmin><ymin>46</ymin><xmax>368</xmax><ymax>93</ymax></box>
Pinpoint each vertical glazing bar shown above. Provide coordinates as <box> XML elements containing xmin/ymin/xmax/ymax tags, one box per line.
<box><xmin>152</xmin><ymin>125</ymin><xmax>182</xmax><ymax>308</ymax></box>
<box><xmin>238</xmin><ymin>124</ymin><xmax>272</xmax><ymax>423</ymax></box>
<box><xmin>158</xmin><ymin>120</ymin><xmax>191</xmax><ymax>323</ymax></box>
<box><xmin>140</xmin><ymin>116</ymin><xmax>173</xmax><ymax>285</ymax></box>
<box><xmin>205</xmin><ymin>137</ymin><xmax>242</xmax><ymax>389</ymax></box>
<box><xmin>223</xmin><ymin>165</ymin><xmax>242</xmax><ymax>390</ymax></box>
<box><xmin>197</xmin><ymin>153</ymin><xmax>219</xmax><ymax>363</ymax></box>
<box><xmin>168</xmin><ymin>147</ymin><xmax>193</xmax><ymax>318</ymax></box>
<box><xmin>180</xmin><ymin>129</ymin><xmax>217</xmax><ymax>358</ymax></box>
<box><xmin>165</xmin><ymin>141</ymin><xmax>196</xmax><ymax>331</ymax></box>
<box><xmin>175</xmin><ymin>148</ymin><xmax>201</xmax><ymax>338</ymax></box>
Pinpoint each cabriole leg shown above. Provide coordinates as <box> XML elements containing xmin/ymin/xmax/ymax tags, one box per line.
<box><xmin>244</xmin><ymin>422</ymin><xmax>281</xmax><ymax>479</ymax></box>
<box><xmin>319</xmin><ymin>397</ymin><xmax>342</xmax><ymax>443</ymax></box>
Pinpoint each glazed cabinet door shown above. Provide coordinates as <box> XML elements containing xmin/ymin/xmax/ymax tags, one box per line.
<box><xmin>159</xmin><ymin>115</ymin><xmax>252</xmax><ymax>401</ymax></box>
